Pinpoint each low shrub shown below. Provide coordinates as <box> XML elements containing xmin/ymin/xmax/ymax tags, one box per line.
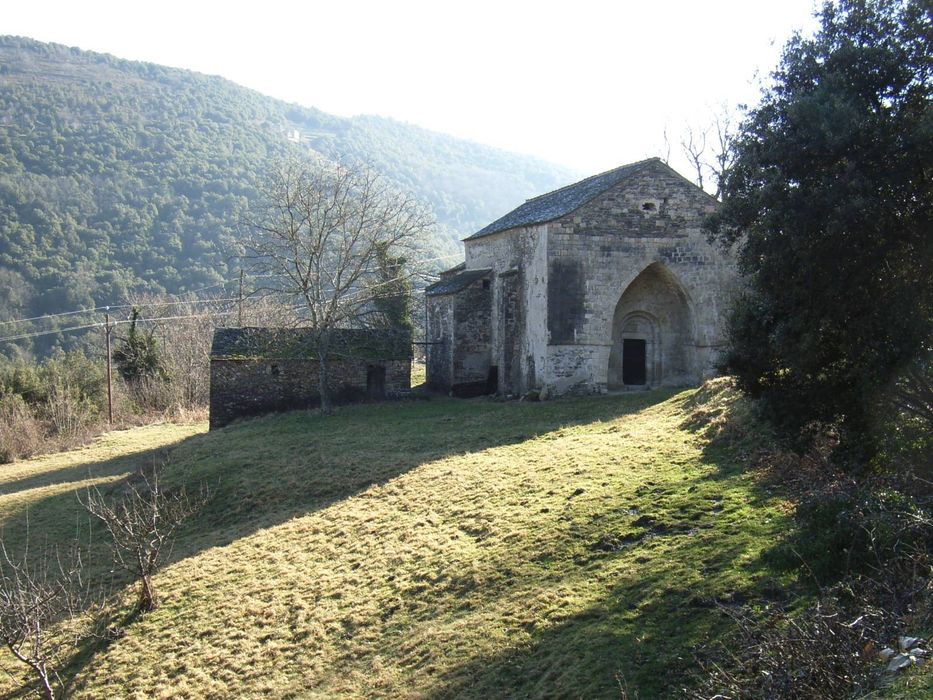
<box><xmin>689</xmin><ymin>594</ymin><xmax>895</xmax><ymax>700</ymax></box>
<box><xmin>770</xmin><ymin>478</ymin><xmax>932</xmax><ymax>584</ymax></box>
<box><xmin>0</xmin><ymin>393</ymin><xmax>43</xmax><ymax>463</ymax></box>
<box><xmin>39</xmin><ymin>380</ymin><xmax>100</xmax><ymax>448</ymax></box>
<box><xmin>690</xmin><ymin>546</ymin><xmax>932</xmax><ymax>700</ymax></box>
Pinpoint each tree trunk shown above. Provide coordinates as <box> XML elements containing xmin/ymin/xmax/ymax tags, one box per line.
<box><xmin>318</xmin><ymin>350</ymin><xmax>332</xmax><ymax>415</ymax></box>
<box><xmin>139</xmin><ymin>573</ymin><xmax>157</xmax><ymax>612</ymax></box>
<box><xmin>39</xmin><ymin>671</ymin><xmax>55</xmax><ymax>700</ymax></box>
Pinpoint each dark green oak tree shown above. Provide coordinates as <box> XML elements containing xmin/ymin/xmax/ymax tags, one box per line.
<box><xmin>708</xmin><ymin>0</ymin><xmax>932</xmax><ymax>463</ymax></box>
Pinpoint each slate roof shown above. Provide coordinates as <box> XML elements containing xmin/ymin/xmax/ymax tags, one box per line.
<box><xmin>465</xmin><ymin>157</ymin><xmax>661</xmax><ymax>240</ymax></box>
<box><xmin>424</xmin><ymin>268</ymin><xmax>491</xmax><ymax>297</ymax></box>
<box><xmin>211</xmin><ymin>327</ymin><xmax>412</xmax><ymax>360</ymax></box>
<box><xmin>438</xmin><ymin>261</ymin><xmax>465</xmax><ymax>277</ymax></box>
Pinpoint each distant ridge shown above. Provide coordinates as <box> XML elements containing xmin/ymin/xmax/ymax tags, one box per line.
<box><xmin>0</xmin><ymin>36</ymin><xmax>575</xmax><ymax>353</ymax></box>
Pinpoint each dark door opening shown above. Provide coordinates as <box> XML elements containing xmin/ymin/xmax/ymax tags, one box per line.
<box><xmin>622</xmin><ymin>339</ymin><xmax>647</xmax><ymax>385</ymax></box>
<box><xmin>366</xmin><ymin>365</ymin><xmax>386</xmax><ymax>399</ymax></box>
<box><xmin>485</xmin><ymin>365</ymin><xmax>499</xmax><ymax>394</ymax></box>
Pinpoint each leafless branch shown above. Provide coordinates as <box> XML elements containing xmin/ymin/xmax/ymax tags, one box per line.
<box><xmin>0</xmin><ymin>540</ymin><xmax>97</xmax><ymax>700</ymax></box>
<box><xmin>242</xmin><ymin>158</ymin><xmax>432</xmax><ymax>412</ymax></box>
<box><xmin>80</xmin><ymin>457</ymin><xmax>210</xmax><ymax>613</ymax></box>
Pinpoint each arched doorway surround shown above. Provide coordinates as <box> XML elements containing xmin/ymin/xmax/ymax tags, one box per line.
<box><xmin>607</xmin><ymin>263</ymin><xmax>696</xmax><ymax>389</ymax></box>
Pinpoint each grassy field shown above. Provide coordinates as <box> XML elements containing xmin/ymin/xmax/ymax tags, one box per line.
<box><xmin>0</xmin><ymin>381</ymin><xmax>799</xmax><ymax>698</ymax></box>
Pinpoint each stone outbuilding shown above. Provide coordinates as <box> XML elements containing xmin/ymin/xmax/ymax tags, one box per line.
<box><xmin>209</xmin><ymin>327</ymin><xmax>412</xmax><ymax>429</ymax></box>
<box><xmin>425</xmin><ymin>158</ymin><xmax>738</xmax><ymax>397</ymax></box>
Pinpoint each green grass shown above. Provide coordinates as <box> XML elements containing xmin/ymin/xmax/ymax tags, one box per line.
<box><xmin>0</xmin><ymin>381</ymin><xmax>797</xmax><ymax>698</ymax></box>
<box><xmin>411</xmin><ymin>360</ymin><xmax>426</xmax><ymax>387</ymax></box>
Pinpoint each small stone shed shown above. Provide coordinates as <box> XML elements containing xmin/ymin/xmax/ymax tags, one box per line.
<box><xmin>209</xmin><ymin>327</ymin><xmax>412</xmax><ymax>429</ymax></box>
<box><xmin>426</xmin><ymin>158</ymin><xmax>738</xmax><ymax>397</ymax></box>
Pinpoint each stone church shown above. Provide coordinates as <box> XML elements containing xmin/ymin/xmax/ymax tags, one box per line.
<box><xmin>425</xmin><ymin>157</ymin><xmax>737</xmax><ymax>397</ymax></box>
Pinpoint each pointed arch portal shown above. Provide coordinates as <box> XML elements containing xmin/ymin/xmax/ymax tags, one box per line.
<box><xmin>607</xmin><ymin>263</ymin><xmax>696</xmax><ymax>389</ymax></box>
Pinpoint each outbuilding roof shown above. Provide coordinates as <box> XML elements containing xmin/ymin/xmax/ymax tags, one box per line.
<box><xmin>465</xmin><ymin>157</ymin><xmax>661</xmax><ymax>240</ymax></box>
<box><xmin>210</xmin><ymin>327</ymin><xmax>412</xmax><ymax>360</ymax></box>
<box><xmin>424</xmin><ymin>268</ymin><xmax>491</xmax><ymax>297</ymax></box>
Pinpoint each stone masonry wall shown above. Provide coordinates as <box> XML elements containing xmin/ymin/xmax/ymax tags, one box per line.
<box><xmin>464</xmin><ymin>224</ymin><xmax>547</xmax><ymax>394</ymax></box>
<box><xmin>543</xmin><ymin>161</ymin><xmax>739</xmax><ymax>394</ymax></box>
<box><xmin>451</xmin><ymin>278</ymin><xmax>492</xmax><ymax>393</ymax></box>
<box><xmin>426</xmin><ymin>295</ymin><xmax>454</xmax><ymax>390</ymax></box>
<box><xmin>498</xmin><ymin>270</ymin><xmax>523</xmax><ymax>395</ymax></box>
<box><xmin>210</xmin><ymin>357</ymin><xmax>410</xmax><ymax>429</ymax></box>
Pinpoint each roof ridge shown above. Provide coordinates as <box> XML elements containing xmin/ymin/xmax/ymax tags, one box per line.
<box><xmin>465</xmin><ymin>157</ymin><xmax>666</xmax><ymax>241</ymax></box>
<box><xmin>521</xmin><ymin>157</ymin><xmax>660</xmax><ymax>205</ymax></box>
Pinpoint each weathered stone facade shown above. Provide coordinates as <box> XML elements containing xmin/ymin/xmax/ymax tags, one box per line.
<box><xmin>426</xmin><ymin>158</ymin><xmax>738</xmax><ymax>397</ymax></box>
<box><xmin>209</xmin><ymin>327</ymin><xmax>412</xmax><ymax>429</ymax></box>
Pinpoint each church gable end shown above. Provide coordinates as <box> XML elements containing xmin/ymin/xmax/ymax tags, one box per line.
<box><xmin>426</xmin><ymin>158</ymin><xmax>736</xmax><ymax>398</ymax></box>
<box><xmin>550</xmin><ymin>158</ymin><xmax>717</xmax><ymax>239</ymax></box>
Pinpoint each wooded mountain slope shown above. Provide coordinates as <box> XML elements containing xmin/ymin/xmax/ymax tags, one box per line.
<box><xmin>0</xmin><ymin>36</ymin><xmax>573</xmax><ymax>345</ymax></box>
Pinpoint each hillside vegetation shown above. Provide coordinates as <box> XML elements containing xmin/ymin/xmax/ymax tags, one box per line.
<box><xmin>0</xmin><ymin>382</ymin><xmax>805</xmax><ymax>698</ymax></box>
<box><xmin>0</xmin><ymin>36</ymin><xmax>573</xmax><ymax>353</ymax></box>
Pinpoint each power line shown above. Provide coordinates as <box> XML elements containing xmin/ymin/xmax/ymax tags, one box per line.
<box><xmin>0</xmin><ymin>296</ymin><xmax>242</xmax><ymax>328</ymax></box>
<box><xmin>0</xmin><ymin>251</ymin><xmax>463</xmax><ymax>332</ymax></box>
<box><xmin>0</xmin><ymin>322</ymin><xmax>105</xmax><ymax>343</ymax></box>
<box><xmin>0</xmin><ymin>310</ymin><xmax>237</xmax><ymax>344</ymax></box>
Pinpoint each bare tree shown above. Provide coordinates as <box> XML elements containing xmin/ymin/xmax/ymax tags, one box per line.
<box><xmin>677</xmin><ymin>106</ymin><xmax>738</xmax><ymax>200</ymax></box>
<box><xmin>81</xmin><ymin>462</ymin><xmax>209</xmax><ymax>613</ymax></box>
<box><xmin>244</xmin><ymin>158</ymin><xmax>432</xmax><ymax>413</ymax></box>
<box><xmin>0</xmin><ymin>542</ymin><xmax>96</xmax><ymax>700</ymax></box>
<box><xmin>660</xmin><ymin>124</ymin><xmax>672</xmax><ymax>165</ymax></box>
<box><xmin>127</xmin><ymin>292</ymin><xmax>236</xmax><ymax>413</ymax></box>
<box><xmin>710</xmin><ymin>109</ymin><xmax>737</xmax><ymax>200</ymax></box>
<box><xmin>681</xmin><ymin>125</ymin><xmax>708</xmax><ymax>192</ymax></box>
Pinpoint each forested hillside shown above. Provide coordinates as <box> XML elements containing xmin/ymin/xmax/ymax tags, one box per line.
<box><xmin>0</xmin><ymin>36</ymin><xmax>573</xmax><ymax>353</ymax></box>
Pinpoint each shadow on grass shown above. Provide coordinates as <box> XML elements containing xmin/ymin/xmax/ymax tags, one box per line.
<box><xmin>426</xmin><ymin>568</ymin><xmax>725</xmax><ymax>699</ymax></box>
<box><xmin>0</xmin><ymin>446</ymin><xmax>170</xmax><ymax>497</ymax></box>
<box><xmin>0</xmin><ymin>388</ymin><xmax>730</xmax><ymax>697</ymax></box>
<box><xmin>375</xmin><ymin>383</ymin><xmax>791</xmax><ymax>699</ymax></box>
<box><xmin>0</xmin><ymin>390</ymin><xmax>677</xmax><ymax>565</ymax></box>
<box><xmin>420</xmin><ymin>456</ymin><xmax>790</xmax><ymax>699</ymax></box>
<box><xmin>0</xmin><ymin>386</ymin><xmax>798</xmax><ymax>699</ymax></box>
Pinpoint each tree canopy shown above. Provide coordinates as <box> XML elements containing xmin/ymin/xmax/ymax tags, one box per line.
<box><xmin>112</xmin><ymin>308</ymin><xmax>165</xmax><ymax>384</ymax></box>
<box><xmin>709</xmin><ymin>0</ymin><xmax>932</xmax><ymax>460</ymax></box>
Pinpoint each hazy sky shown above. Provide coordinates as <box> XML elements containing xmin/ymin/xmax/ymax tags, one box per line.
<box><xmin>5</xmin><ymin>0</ymin><xmax>820</xmax><ymax>176</ymax></box>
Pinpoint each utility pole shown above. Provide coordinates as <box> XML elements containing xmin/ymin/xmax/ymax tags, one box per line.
<box><xmin>238</xmin><ymin>268</ymin><xmax>244</xmax><ymax>327</ymax></box>
<box><xmin>104</xmin><ymin>308</ymin><xmax>113</xmax><ymax>425</ymax></box>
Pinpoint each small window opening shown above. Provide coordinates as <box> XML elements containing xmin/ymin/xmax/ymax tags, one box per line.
<box><xmin>482</xmin><ymin>279</ymin><xmax>490</xmax><ymax>289</ymax></box>
<box><xmin>642</xmin><ymin>202</ymin><xmax>657</xmax><ymax>212</ymax></box>
<box><xmin>269</xmin><ymin>363</ymin><xmax>280</xmax><ymax>376</ymax></box>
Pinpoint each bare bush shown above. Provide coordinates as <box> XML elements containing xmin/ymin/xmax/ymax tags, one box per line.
<box><xmin>0</xmin><ymin>542</ymin><xmax>97</xmax><ymax>700</ymax></box>
<box><xmin>0</xmin><ymin>394</ymin><xmax>43</xmax><ymax>463</ymax></box>
<box><xmin>39</xmin><ymin>381</ymin><xmax>99</xmax><ymax>448</ymax></box>
<box><xmin>688</xmin><ymin>497</ymin><xmax>932</xmax><ymax>700</ymax></box>
<box><xmin>689</xmin><ymin>596</ymin><xmax>893</xmax><ymax>700</ymax></box>
<box><xmin>81</xmin><ymin>462</ymin><xmax>210</xmax><ymax>612</ymax></box>
<box><xmin>132</xmin><ymin>294</ymin><xmax>231</xmax><ymax>410</ymax></box>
